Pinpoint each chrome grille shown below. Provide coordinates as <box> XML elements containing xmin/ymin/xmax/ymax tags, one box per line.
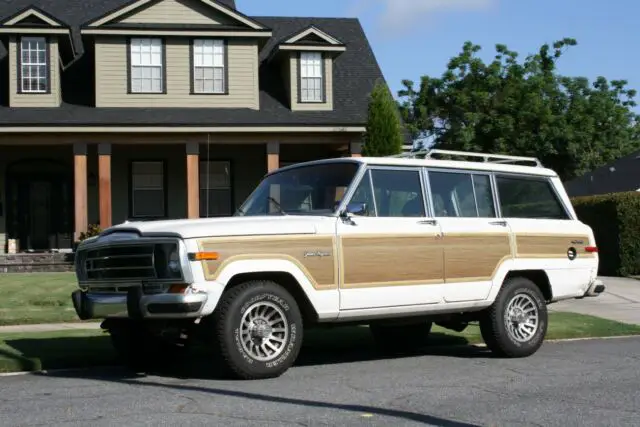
<box><xmin>84</xmin><ymin>245</ymin><xmax>156</xmax><ymax>281</ymax></box>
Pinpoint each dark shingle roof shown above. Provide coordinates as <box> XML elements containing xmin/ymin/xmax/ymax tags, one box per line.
<box><xmin>0</xmin><ymin>1</ymin><xmax>385</xmax><ymax>128</ymax></box>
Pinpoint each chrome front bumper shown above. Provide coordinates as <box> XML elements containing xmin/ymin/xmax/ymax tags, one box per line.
<box><xmin>71</xmin><ymin>288</ymin><xmax>209</xmax><ymax>320</ymax></box>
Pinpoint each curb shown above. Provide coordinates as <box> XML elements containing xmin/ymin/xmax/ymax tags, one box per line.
<box><xmin>2</xmin><ymin>335</ymin><xmax>639</xmax><ymax>378</ymax></box>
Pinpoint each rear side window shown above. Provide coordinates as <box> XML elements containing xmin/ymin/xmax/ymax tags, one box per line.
<box><xmin>427</xmin><ymin>171</ymin><xmax>496</xmax><ymax>218</ymax></box>
<box><xmin>496</xmin><ymin>175</ymin><xmax>570</xmax><ymax>219</ymax></box>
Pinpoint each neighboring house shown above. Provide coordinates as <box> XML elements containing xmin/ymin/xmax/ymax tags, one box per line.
<box><xmin>0</xmin><ymin>0</ymin><xmax>388</xmax><ymax>254</ymax></box>
<box><xmin>564</xmin><ymin>150</ymin><xmax>640</xmax><ymax>198</ymax></box>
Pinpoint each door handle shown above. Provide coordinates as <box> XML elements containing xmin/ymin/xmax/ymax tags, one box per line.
<box><xmin>417</xmin><ymin>219</ymin><xmax>438</xmax><ymax>225</ymax></box>
<box><xmin>490</xmin><ymin>220</ymin><xmax>508</xmax><ymax>227</ymax></box>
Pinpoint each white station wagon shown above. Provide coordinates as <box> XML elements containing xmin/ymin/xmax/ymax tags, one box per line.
<box><xmin>71</xmin><ymin>149</ymin><xmax>604</xmax><ymax>379</ymax></box>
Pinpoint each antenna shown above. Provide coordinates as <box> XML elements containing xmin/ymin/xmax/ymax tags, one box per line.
<box><xmin>206</xmin><ymin>133</ymin><xmax>210</xmax><ymax>218</ymax></box>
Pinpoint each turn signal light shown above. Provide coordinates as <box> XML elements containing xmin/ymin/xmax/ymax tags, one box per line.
<box><xmin>188</xmin><ymin>251</ymin><xmax>219</xmax><ymax>261</ymax></box>
<box><xmin>168</xmin><ymin>284</ymin><xmax>188</xmax><ymax>294</ymax></box>
<box><xmin>585</xmin><ymin>246</ymin><xmax>598</xmax><ymax>253</ymax></box>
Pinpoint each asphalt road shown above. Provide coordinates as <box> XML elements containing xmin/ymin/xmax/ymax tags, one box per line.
<box><xmin>1</xmin><ymin>337</ymin><xmax>640</xmax><ymax>427</ymax></box>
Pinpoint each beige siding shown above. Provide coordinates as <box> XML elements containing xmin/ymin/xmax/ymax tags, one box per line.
<box><xmin>290</xmin><ymin>53</ymin><xmax>334</xmax><ymax>111</ymax></box>
<box><xmin>118</xmin><ymin>0</ymin><xmax>236</xmax><ymax>25</ymax></box>
<box><xmin>8</xmin><ymin>36</ymin><xmax>61</xmax><ymax>107</ymax></box>
<box><xmin>95</xmin><ymin>36</ymin><xmax>259</xmax><ymax>109</ymax></box>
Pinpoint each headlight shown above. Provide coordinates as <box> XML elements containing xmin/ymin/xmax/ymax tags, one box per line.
<box><xmin>154</xmin><ymin>243</ymin><xmax>182</xmax><ymax>280</ymax></box>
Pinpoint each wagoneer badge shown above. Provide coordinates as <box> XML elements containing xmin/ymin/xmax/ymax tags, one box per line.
<box><xmin>304</xmin><ymin>251</ymin><xmax>331</xmax><ymax>258</ymax></box>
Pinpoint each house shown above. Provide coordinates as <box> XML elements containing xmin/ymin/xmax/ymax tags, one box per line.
<box><xmin>564</xmin><ymin>150</ymin><xmax>640</xmax><ymax>198</ymax></box>
<box><xmin>0</xmin><ymin>0</ymin><xmax>387</xmax><ymax>254</ymax></box>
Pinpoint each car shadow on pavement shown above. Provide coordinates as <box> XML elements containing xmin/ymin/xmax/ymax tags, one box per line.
<box><xmin>3</xmin><ymin>326</ymin><xmax>490</xmax><ymax>376</ymax></box>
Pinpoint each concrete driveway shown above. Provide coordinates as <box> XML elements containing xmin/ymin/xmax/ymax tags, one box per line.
<box><xmin>549</xmin><ymin>276</ymin><xmax>640</xmax><ymax>325</ymax></box>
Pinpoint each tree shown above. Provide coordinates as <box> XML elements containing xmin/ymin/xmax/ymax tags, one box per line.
<box><xmin>397</xmin><ymin>38</ymin><xmax>640</xmax><ymax>181</ymax></box>
<box><xmin>362</xmin><ymin>80</ymin><xmax>405</xmax><ymax>156</ymax></box>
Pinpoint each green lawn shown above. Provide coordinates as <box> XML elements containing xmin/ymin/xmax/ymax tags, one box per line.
<box><xmin>1</xmin><ymin>312</ymin><xmax>639</xmax><ymax>373</ymax></box>
<box><xmin>0</xmin><ymin>272</ymin><xmax>92</xmax><ymax>326</ymax></box>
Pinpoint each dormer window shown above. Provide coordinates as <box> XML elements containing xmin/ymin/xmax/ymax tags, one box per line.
<box><xmin>299</xmin><ymin>52</ymin><xmax>324</xmax><ymax>103</ymax></box>
<box><xmin>191</xmin><ymin>39</ymin><xmax>227</xmax><ymax>94</ymax></box>
<box><xmin>129</xmin><ymin>37</ymin><xmax>164</xmax><ymax>93</ymax></box>
<box><xmin>18</xmin><ymin>37</ymin><xmax>49</xmax><ymax>93</ymax></box>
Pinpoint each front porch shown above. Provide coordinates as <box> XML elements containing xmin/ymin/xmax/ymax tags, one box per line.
<box><xmin>0</xmin><ymin>133</ymin><xmax>363</xmax><ymax>254</ymax></box>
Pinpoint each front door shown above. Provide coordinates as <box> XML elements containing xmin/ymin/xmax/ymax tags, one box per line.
<box><xmin>6</xmin><ymin>163</ymin><xmax>73</xmax><ymax>252</ymax></box>
<box><xmin>337</xmin><ymin>166</ymin><xmax>445</xmax><ymax>311</ymax></box>
<box><xmin>28</xmin><ymin>180</ymin><xmax>53</xmax><ymax>250</ymax></box>
<box><xmin>426</xmin><ymin>169</ymin><xmax>513</xmax><ymax>303</ymax></box>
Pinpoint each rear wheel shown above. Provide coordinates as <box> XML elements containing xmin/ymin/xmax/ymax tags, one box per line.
<box><xmin>369</xmin><ymin>320</ymin><xmax>433</xmax><ymax>354</ymax></box>
<box><xmin>211</xmin><ymin>280</ymin><xmax>304</xmax><ymax>380</ymax></box>
<box><xmin>479</xmin><ymin>276</ymin><xmax>548</xmax><ymax>357</ymax></box>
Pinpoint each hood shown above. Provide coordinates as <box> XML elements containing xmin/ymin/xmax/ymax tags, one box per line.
<box><xmin>103</xmin><ymin>215</ymin><xmax>332</xmax><ymax>239</ymax></box>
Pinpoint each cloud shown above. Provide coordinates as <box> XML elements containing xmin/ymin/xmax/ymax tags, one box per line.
<box><xmin>349</xmin><ymin>0</ymin><xmax>494</xmax><ymax>35</ymax></box>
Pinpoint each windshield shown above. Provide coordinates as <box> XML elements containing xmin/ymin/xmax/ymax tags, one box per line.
<box><xmin>236</xmin><ymin>162</ymin><xmax>361</xmax><ymax>216</ymax></box>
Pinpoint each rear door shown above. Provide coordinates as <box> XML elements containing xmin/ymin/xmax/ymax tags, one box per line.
<box><xmin>425</xmin><ymin>168</ymin><xmax>513</xmax><ymax>303</ymax></box>
<box><xmin>493</xmin><ymin>173</ymin><xmax>597</xmax><ymax>299</ymax></box>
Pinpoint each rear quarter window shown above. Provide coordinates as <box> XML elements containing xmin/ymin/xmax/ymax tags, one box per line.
<box><xmin>496</xmin><ymin>175</ymin><xmax>570</xmax><ymax>220</ymax></box>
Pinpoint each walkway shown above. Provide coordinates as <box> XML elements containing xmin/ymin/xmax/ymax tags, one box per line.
<box><xmin>549</xmin><ymin>276</ymin><xmax>640</xmax><ymax>325</ymax></box>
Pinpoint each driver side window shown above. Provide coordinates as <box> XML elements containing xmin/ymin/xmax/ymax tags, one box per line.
<box><xmin>347</xmin><ymin>168</ymin><xmax>427</xmax><ymax>217</ymax></box>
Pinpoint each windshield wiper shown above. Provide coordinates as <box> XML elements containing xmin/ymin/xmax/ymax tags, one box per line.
<box><xmin>267</xmin><ymin>197</ymin><xmax>287</xmax><ymax>215</ymax></box>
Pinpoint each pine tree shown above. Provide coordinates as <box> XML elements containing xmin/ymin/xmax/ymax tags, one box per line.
<box><xmin>362</xmin><ymin>80</ymin><xmax>405</xmax><ymax>157</ymax></box>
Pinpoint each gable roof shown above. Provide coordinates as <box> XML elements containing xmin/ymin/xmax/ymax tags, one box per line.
<box><xmin>0</xmin><ymin>0</ymin><xmax>240</xmax><ymax>58</ymax></box>
<box><xmin>0</xmin><ymin>5</ymin><xmax>67</xmax><ymax>27</ymax></box>
<box><xmin>83</xmin><ymin>0</ymin><xmax>263</xmax><ymax>30</ymax></box>
<box><xmin>0</xmin><ymin>15</ymin><xmax>387</xmax><ymax>130</ymax></box>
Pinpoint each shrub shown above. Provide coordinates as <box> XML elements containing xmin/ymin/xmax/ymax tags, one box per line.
<box><xmin>78</xmin><ymin>224</ymin><xmax>102</xmax><ymax>241</ymax></box>
<box><xmin>571</xmin><ymin>191</ymin><xmax>640</xmax><ymax>277</ymax></box>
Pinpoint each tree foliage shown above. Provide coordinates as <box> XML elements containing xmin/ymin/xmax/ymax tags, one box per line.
<box><xmin>398</xmin><ymin>38</ymin><xmax>640</xmax><ymax>180</ymax></box>
<box><xmin>363</xmin><ymin>80</ymin><xmax>404</xmax><ymax>156</ymax></box>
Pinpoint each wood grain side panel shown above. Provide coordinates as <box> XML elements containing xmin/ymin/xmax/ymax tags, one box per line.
<box><xmin>515</xmin><ymin>234</ymin><xmax>594</xmax><ymax>259</ymax></box>
<box><xmin>340</xmin><ymin>235</ymin><xmax>444</xmax><ymax>288</ymax></box>
<box><xmin>198</xmin><ymin>236</ymin><xmax>337</xmax><ymax>289</ymax></box>
<box><xmin>443</xmin><ymin>233</ymin><xmax>512</xmax><ymax>282</ymax></box>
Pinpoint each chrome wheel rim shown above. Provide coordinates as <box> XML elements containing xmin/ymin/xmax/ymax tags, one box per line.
<box><xmin>504</xmin><ymin>293</ymin><xmax>539</xmax><ymax>343</ymax></box>
<box><xmin>240</xmin><ymin>301</ymin><xmax>289</xmax><ymax>362</ymax></box>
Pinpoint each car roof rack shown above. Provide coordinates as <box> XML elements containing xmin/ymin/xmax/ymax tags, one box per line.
<box><xmin>389</xmin><ymin>149</ymin><xmax>543</xmax><ymax>167</ymax></box>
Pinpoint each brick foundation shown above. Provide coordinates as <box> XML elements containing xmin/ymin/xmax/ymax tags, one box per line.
<box><xmin>0</xmin><ymin>253</ymin><xmax>75</xmax><ymax>273</ymax></box>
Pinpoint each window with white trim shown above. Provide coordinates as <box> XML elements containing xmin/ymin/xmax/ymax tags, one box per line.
<box><xmin>192</xmin><ymin>39</ymin><xmax>225</xmax><ymax>94</ymax></box>
<box><xmin>19</xmin><ymin>37</ymin><xmax>48</xmax><ymax>93</ymax></box>
<box><xmin>130</xmin><ymin>38</ymin><xmax>163</xmax><ymax>93</ymax></box>
<box><xmin>299</xmin><ymin>52</ymin><xmax>323</xmax><ymax>102</ymax></box>
<box><xmin>200</xmin><ymin>160</ymin><xmax>232</xmax><ymax>217</ymax></box>
<box><xmin>131</xmin><ymin>161</ymin><xmax>165</xmax><ymax>218</ymax></box>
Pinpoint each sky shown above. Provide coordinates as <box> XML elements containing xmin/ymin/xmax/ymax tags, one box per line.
<box><xmin>238</xmin><ymin>0</ymin><xmax>639</xmax><ymax>105</ymax></box>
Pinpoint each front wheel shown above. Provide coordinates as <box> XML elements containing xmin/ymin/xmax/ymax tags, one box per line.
<box><xmin>212</xmin><ymin>280</ymin><xmax>304</xmax><ymax>380</ymax></box>
<box><xmin>479</xmin><ymin>276</ymin><xmax>548</xmax><ymax>358</ymax></box>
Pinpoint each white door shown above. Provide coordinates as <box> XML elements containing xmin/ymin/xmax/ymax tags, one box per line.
<box><xmin>336</xmin><ymin>166</ymin><xmax>445</xmax><ymax>310</ymax></box>
<box><xmin>493</xmin><ymin>174</ymin><xmax>598</xmax><ymax>299</ymax></box>
<box><xmin>426</xmin><ymin>169</ymin><xmax>513</xmax><ymax>303</ymax></box>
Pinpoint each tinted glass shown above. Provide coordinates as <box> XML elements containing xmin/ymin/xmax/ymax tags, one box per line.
<box><xmin>370</xmin><ymin>169</ymin><xmax>425</xmax><ymax>217</ymax></box>
<box><xmin>496</xmin><ymin>175</ymin><xmax>569</xmax><ymax>219</ymax></box>
<box><xmin>428</xmin><ymin>171</ymin><xmax>496</xmax><ymax>218</ymax></box>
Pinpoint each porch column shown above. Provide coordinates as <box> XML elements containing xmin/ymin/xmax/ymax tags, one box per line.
<box><xmin>350</xmin><ymin>141</ymin><xmax>362</xmax><ymax>158</ymax></box>
<box><xmin>98</xmin><ymin>143</ymin><xmax>112</xmax><ymax>229</ymax></box>
<box><xmin>73</xmin><ymin>143</ymin><xmax>88</xmax><ymax>241</ymax></box>
<box><xmin>267</xmin><ymin>142</ymin><xmax>280</xmax><ymax>172</ymax></box>
<box><xmin>186</xmin><ymin>142</ymin><xmax>200</xmax><ymax>219</ymax></box>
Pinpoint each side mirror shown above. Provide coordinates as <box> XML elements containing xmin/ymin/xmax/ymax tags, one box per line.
<box><xmin>345</xmin><ymin>202</ymin><xmax>368</xmax><ymax>216</ymax></box>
